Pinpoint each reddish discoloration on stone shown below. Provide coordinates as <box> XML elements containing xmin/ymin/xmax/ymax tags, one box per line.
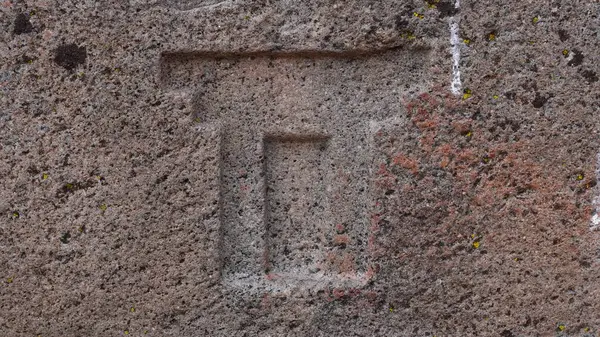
<box><xmin>333</xmin><ymin>234</ymin><xmax>350</xmax><ymax>246</ymax></box>
<box><xmin>325</xmin><ymin>251</ymin><xmax>355</xmax><ymax>274</ymax></box>
<box><xmin>392</xmin><ymin>153</ymin><xmax>419</xmax><ymax>175</ymax></box>
<box><xmin>368</xmin><ymin>86</ymin><xmax>600</xmax><ymax>335</ymax></box>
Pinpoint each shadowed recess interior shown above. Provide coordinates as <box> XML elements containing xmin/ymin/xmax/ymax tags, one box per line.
<box><xmin>263</xmin><ymin>135</ymin><xmax>330</xmax><ymax>274</ymax></box>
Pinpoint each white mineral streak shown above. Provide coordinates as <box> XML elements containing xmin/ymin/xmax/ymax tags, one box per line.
<box><xmin>591</xmin><ymin>152</ymin><xmax>600</xmax><ymax>231</ymax></box>
<box><xmin>449</xmin><ymin>0</ymin><xmax>461</xmax><ymax>95</ymax></box>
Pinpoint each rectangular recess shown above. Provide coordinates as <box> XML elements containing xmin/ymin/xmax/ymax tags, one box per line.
<box><xmin>158</xmin><ymin>46</ymin><xmax>429</xmax><ymax>92</ymax></box>
<box><xmin>263</xmin><ymin>135</ymin><xmax>330</xmax><ymax>275</ymax></box>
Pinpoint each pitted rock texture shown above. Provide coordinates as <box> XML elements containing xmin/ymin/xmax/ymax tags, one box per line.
<box><xmin>1</xmin><ymin>0</ymin><xmax>599</xmax><ymax>336</ymax></box>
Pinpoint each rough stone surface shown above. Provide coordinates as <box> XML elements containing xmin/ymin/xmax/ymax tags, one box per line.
<box><xmin>1</xmin><ymin>0</ymin><xmax>599</xmax><ymax>336</ymax></box>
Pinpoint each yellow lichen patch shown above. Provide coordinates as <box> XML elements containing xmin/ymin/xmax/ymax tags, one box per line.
<box><xmin>493</xmin><ymin>95</ymin><xmax>499</xmax><ymax>99</ymax></box>
<box><xmin>562</xmin><ymin>49</ymin><xmax>569</xmax><ymax>56</ymax></box>
<box><xmin>466</xmin><ymin>131</ymin><xmax>473</xmax><ymax>138</ymax></box>
<box><xmin>12</xmin><ymin>211</ymin><xmax>19</xmax><ymax>219</ymax></box>
<box><xmin>472</xmin><ymin>241</ymin><xmax>480</xmax><ymax>249</ymax></box>
<box><xmin>488</xmin><ymin>32</ymin><xmax>496</xmax><ymax>41</ymax></box>
<box><xmin>124</xmin><ymin>330</ymin><xmax>130</xmax><ymax>335</ymax></box>
<box><xmin>576</xmin><ymin>173</ymin><xmax>584</xmax><ymax>181</ymax></box>
<box><xmin>558</xmin><ymin>324</ymin><xmax>566</xmax><ymax>332</ymax></box>
<box><xmin>463</xmin><ymin>38</ymin><xmax>471</xmax><ymax>45</ymax></box>
<box><xmin>6</xmin><ymin>277</ymin><xmax>14</xmax><ymax>284</ymax></box>
<box><xmin>130</xmin><ymin>307</ymin><xmax>136</xmax><ymax>313</ymax></box>
<box><xmin>42</xmin><ymin>173</ymin><xmax>49</xmax><ymax>180</ymax></box>
<box><xmin>462</xmin><ymin>88</ymin><xmax>472</xmax><ymax>100</ymax></box>
<box><xmin>425</xmin><ymin>0</ymin><xmax>439</xmax><ymax>8</ymax></box>
<box><xmin>413</xmin><ymin>12</ymin><xmax>424</xmax><ymax>19</ymax></box>
<box><xmin>532</xmin><ymin>16</ymin><xmax>540</xmax><ymax>24</ymax></box>
<box><xmin>99</xmin><ymin>204</ymin><xmax>108</xmax><ymax>211</ymax></box>
<box><xmin>400</xmin><ymin>31</ymin><xmax>417</xmax><ymax>40</ymax></box>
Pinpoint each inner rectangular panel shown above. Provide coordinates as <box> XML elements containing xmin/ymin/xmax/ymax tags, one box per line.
<box><xmin>264</xmin><ymin>136</ymin><xmax>330</xmax><ymax>275</ymax></box>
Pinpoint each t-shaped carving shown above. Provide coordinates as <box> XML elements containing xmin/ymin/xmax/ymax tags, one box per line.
<box><xmin>160</xmin><ymin>48</ymin><xmax>428</xmax><ymax>294</ymax></box>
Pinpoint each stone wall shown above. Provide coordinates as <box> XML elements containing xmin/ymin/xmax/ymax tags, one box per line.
<box><xmin>1</xmin><ymin>0</ymin><xmax>599</xmax><ymax>335</ymax></box>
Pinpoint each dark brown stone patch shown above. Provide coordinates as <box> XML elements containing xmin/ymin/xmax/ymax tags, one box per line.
<box><xmin>54</xmin><ymin>44</ymin><xmax>87</xmax><ymax>71</ymax></box>
<box><xmin>13</xmin><ymin>13</ymin><xmax>33</xmax><ymax>34</ymax></box>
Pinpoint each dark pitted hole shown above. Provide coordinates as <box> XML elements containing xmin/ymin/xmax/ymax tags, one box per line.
<box><xmin>13</xmin><ymin>13</ymin><xmax>33</xmax><ymax>34</ymax></box>
<box><xmin>54</xmin><ymin>44</ymin><xmax>87</xmax><ymax>71</ymax></box>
